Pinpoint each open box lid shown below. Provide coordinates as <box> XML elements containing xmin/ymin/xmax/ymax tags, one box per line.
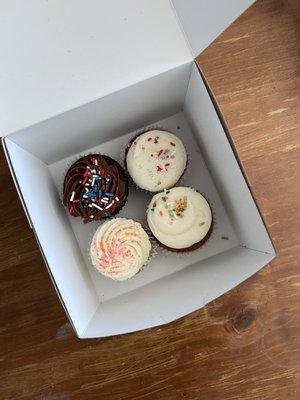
<box><xmin>171</xmin><ymin>0</ymin><xmax>255</xmax><ymax>56</ymax></box>
<box><xmin>0</xmin><ymin>0</ymin><xmax>254</xmax><ymax>136</ymax></box>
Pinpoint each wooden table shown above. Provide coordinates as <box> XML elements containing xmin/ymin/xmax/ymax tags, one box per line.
<box><xmin>1</xmin><ymin>1</ymin><xmax>299</xmax><ymax>399</ymax></box>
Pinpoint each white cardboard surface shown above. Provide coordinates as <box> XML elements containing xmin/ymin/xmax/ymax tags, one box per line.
<box><xmin>8</xmin><ymin>63</ymin><xmax>192</xmax><ymax>164</ymax></box>
<box><xmin>4</xmin><ymin>139</ymin><xmax>99</xmax><ymax>336</ymax></box>
<box><xmin>83</xmin><ymin>247</ymin><xmax>273</xmax><ymax>338</ymax></box>
<box><xmin>171</xmin><ymin>0</ymin><xmax>255</xmax><ymax>56</ymax></box>
<box><xmin>0</xmin><ymin>0</ymin><xmax>191</xmax><ymax>136</ymax></box>
<box><xmin>3</xmin><ymin>63</ymin><xmax>275</xmax><ymax>337</ymax></box>
<box><xmin>0</xmin><ymin>0</ymin><xmax>256</xmax><ymax>136</ymax></box>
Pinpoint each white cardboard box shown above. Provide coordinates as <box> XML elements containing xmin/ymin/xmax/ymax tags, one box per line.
<box><xmin>1</xmin><ymin>0</ymin><xmax>275</xmax><ymax>338</ymax></box>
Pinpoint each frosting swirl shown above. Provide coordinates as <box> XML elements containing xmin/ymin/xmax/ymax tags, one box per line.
<box><xmin>90</xmin><ymin>218</ymin><xmax>151</xmax><ymax>280</ymax></box>
<box><xmin>126</xmin><ymin>130</ymin><xmax>187</xmax><ymax>192</ymax></box>
<box><xmin>147</xmin><ymin>187</ymin><xmax>212</xmax><ymax>249</ymax></box>
<box><xmin>63</xmin><ymin>155</ymin><xmax>128</xmax><ymax>223</ymax></box>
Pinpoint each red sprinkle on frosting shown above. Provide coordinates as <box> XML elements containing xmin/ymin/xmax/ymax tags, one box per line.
<box><xmin>170</xmin><ymin>142</ymin><xmax>176</xmax><ymax>146</ymax></box>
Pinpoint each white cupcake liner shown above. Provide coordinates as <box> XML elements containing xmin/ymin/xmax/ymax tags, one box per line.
<box><xmin>147</xmin><ymin>187</ymin><xmax>216</xmax><ymax>257</ymax></box>
<box><xmin>87</xmin><ymin>219</ymin><xmax>158</xmax><ymax>281</ymax></box>
<box><xmin>121</xmin><ymin>125</ymin><xmax>190</xmax><ymax>194</ymax></box>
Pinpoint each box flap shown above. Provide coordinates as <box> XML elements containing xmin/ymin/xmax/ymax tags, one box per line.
<box><xmin>4</xmin><ymin>137</ymin><xmax>99</xmax><ymax>336</ymax></box>
<box><xmin>83</xmin><ymin>247</ymin><xmax>275</xmax><ymax>338</ymax></box>
<box><xmin>171</xmin><ymin>0</ymin><xmax>255</xmax><ymax>57</ymax></box>
<box><xmin>0</xmin><ymin>0</ymin><xmax>191</xmax><ymax>136</ymax></box>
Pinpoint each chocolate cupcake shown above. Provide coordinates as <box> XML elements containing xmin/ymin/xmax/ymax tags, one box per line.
<box><xmin>147</xmin><ymin>187</ymin><xmax>212</xmax><ymax>252</ymax></box>
<box><xmin>125</xmin><ymin>130</ymin><xmax>187</xmax><ymax>192</ymax></box>
<box><xmin>63</xmin><ymin>154</ymin><xmax>128</xmax><ymax>223</ymax></box>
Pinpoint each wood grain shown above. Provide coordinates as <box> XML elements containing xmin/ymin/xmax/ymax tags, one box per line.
<box><xmin>0</xmin><ymin>1</ymin><xmax>299</xmax><ymax>399</ymax></box>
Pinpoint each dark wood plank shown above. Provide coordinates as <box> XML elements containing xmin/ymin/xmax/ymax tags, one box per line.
<box><xmin>0</xmin><ymin>0</ymin><xmax>299</xmax><ymax>399</ymax></box>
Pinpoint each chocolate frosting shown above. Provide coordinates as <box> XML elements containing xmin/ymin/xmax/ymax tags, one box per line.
<box><xmin>63</xmin><ymin>155</ymin><xmax>128</xmax><ymax>223</ymax></box>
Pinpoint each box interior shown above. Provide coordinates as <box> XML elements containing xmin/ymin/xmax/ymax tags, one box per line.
<box><xmin>49</xmin><ymin>112</ymin><xmax>239</xmax><ymax>302</ymax></box>
<box><xmin>4</xmin><ymin>63</ymin><xmax>275</xmax><ymax>337</ymax></box>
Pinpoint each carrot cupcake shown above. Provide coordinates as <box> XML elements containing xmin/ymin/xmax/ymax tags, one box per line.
<box><xmin>147</xmin><ymin>187</ymin><xmax>212</xmax><ymax>252</ymax></box>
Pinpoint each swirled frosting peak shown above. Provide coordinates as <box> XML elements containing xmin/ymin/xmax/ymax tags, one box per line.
<box><xmin>63</xmin><ymin>154</ymin><xmax>128</xmax><ymax>223</ymax></box>
<box><xmin>90</xmin><ymin>218</ymin><xmax>151</xmax><ymax>280</ymax></box>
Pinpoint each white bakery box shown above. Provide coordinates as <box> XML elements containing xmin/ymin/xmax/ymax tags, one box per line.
<box><xmin>1</xmin><ymin>0</ymin><xmax>275</xmax><ymax>338</ymax></box>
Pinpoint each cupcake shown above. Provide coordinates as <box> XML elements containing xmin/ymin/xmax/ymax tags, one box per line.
<box><xmin>90</xmin><ymin>218</ymin><xmax>151</xmax><ymax>280</ymax></box>
<box><xmin>63</xmin><ymin>154</ymin><xmax>128</xmax><ymax>223</ymax></box>
<box><xmin>125</xmin><ymin>129</ymin><xmax>187</xmax><ymax>192</ymax></box>
<box><xmin>147</xmin><ymin>187</ymin><xmax>212</xmax><ymax>252</ymax></box>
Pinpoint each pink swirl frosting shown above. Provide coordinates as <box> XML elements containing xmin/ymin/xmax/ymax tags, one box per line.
<box><xmin>90</xmin><ymin>218</ymin><xmax>151</xmax><ymax>280</ymax></box>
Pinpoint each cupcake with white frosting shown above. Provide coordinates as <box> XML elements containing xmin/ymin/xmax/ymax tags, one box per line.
<box><xmin>125</xmin><ymin>130</ymin><xmax>187</xmax><ymax>192</ymax></box>
<box><xmin>90</xmin><ymin>218</ymin><xmax>151</xmax><ymax>280</ymax></box>
<box><xmin>147</xmin><ymin>187</ymin><xmax>212</xmax><ymax>252</ymax></box>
